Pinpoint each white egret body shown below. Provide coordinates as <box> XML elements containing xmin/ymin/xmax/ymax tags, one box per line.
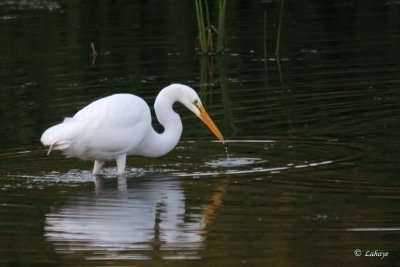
<box><xmin>41</xmin><ymin>84</ymin><xmax>224</xmax><ymax>175</ymax></box>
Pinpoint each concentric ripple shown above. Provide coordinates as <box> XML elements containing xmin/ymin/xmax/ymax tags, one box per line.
<box><xmin>0</xmin><ymin>138</ymin><xmax>364</xmax><ymax>189</ymax></box>
<box><xmin>171</xmin><ymin>138</ymin><xmax>363</xmax><ymax>177</ymax></box>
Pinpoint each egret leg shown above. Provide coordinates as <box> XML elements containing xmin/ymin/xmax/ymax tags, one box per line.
<box><xmin>93</xmin><ymin>160</ymin><xmax>105</xmax><ymax>175</ymax></box>
<box><xmin>116</xmin><ymin>154</ymin><xmax>127</xmax><ymax>175</ymax></box>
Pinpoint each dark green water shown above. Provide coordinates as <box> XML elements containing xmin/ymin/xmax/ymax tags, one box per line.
<box><xmin>1</xmin><ymin>1</ymin><xmax>400</xmax><ymax>266</ymax></box>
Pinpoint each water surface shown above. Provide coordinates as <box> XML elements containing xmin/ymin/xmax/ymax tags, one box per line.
<box><xmin>0</xmin><ymin>1</ymin><xmax>400</xmax><ymax>266</ymax></box>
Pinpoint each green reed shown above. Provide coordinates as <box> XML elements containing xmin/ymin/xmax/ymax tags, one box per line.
<box><xmin>195</xmin><ymin>0</ymin><xmax>226</xmax><ymax>55</ymax></box>
<box><xmin>216</xmin><ymin>0</ymin><xmax>226</xmax><ymax>53</ymax></box>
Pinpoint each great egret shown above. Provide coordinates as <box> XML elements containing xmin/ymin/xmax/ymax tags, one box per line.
<box><xmin>41</xmin><ymin>83</ymin><xmax>224</xmax><ymax>175</ymax></box>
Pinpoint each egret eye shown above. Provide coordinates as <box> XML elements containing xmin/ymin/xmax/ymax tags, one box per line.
<box><xmin>193</xmin><ymin>99</ymin><xmax>200</xmax><ymax>107</ymax></box>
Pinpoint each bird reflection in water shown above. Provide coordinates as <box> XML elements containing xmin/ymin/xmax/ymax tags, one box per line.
<box><xmin>45</xmin><ymin>175</ymin><xmax>224</xmax><ymax>260</ymax></box>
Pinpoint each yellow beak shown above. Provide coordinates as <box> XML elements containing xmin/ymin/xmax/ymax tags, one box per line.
<box><xmin>198</xmin><ymin>105</ymin><xmax>224</xmax><ymax>142</ymax></box>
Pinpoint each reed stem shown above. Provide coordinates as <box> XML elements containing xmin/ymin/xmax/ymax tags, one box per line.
<box><xmin>195</xmin><ymin>0</ymin><xmax>208</xmax><ymax>54</ymax></box>
<box><xmin>275</xmin><ymin>0</ymin><xmax>284</xmax><ymax>57</ymax></box>
<box><xmin>217</xmin><ymin>0</ymin><xmax>226</xmax><ymax>53</ymax></box>
<box><xmin>195</xmin><ymin>0</ymin><xmax>226</xmax><ymax>55</ymax></box>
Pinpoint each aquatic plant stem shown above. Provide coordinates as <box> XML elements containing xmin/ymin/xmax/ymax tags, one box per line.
<box><xmin>195</xmin><ymin>0</ymin><xmax>208</xmax><ymax>54</ymax></box>
<box><xmin>275</xmin><ymin>0</ymin><xmax>285</xmax><ymax>57</ymax></box>
<box><xmin>263</xmin><ymin>10</ymin><xmax>268</xmax><ymax>66</ymax></box>
<box><xmin>90</xmin><ymin>42</ymin><xmax>97</xmax><ymax>56</ymax></box>
<box><xmin>195</xmin><ymin>0</ymin><xmax>226</xmax><ymax>55</ymax></box>
<box><xmin>217</xmin><ymin>0</ymin><xmax>226</xmax><ymax>53</ymax></box>
<box><xmin>204</xmin><ymin>0</ymin><xmax>214</xmax><ymax>52</ymax></box>
<box><xmin>90</xmin><ymin>42</ymin><xmax>98</xmax><ymax>66</ymax></box>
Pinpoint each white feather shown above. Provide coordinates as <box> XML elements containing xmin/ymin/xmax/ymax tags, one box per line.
<box><xmin>40</xmin><ymin>84</ymin><xmax>223</xmax><ymax>175</ymax></box>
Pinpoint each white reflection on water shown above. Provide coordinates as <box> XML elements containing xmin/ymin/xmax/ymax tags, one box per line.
<box><xmin>346</xmin><ymin>227</ymin><xmax>400</xmax><ymax>232</ymax></box>
<box><xmin>205</xmin><ymin>157</ymin><xmax>266</xmax><ymax>168</ymax></box>
<box><xmin>45</xmin><ymin>175</ymin><xmax>205</xmax><ymax>260</ymax></box>
<box><xmin>174</xmin><ymin>157</ymin><xmax>333</xmax><ymax>177</ymax></box>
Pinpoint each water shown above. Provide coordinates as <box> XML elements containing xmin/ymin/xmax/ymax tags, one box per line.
<box><xmin>1</xmin><ymin>1</ymin><xmax>400</xmax><ymax>266</ymax></box>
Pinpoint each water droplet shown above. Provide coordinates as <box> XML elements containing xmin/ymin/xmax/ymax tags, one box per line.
<box><xmin>224</xmin><ymin>145</ymin><xmax>230</xmax><ymax>160</ymax></box>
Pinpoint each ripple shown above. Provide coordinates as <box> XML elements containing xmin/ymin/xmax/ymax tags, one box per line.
<box><xmin>0</xmin><ymin>138</ymin><xmax>364</xmax><ymax>188</ymax></box>
<box><xmin>173</xmin><ymin>139</ymin><xmax>363</xmax><ymax>177</ymax></box>
<box><xmin>205</xmin><ymin>157</ymin><xmax>266</xmax><ymax>168</ymax></box>
<box><xmin>346</xmin><ymin>227</ymin><xmax>400</xmax><ymax>232</ymax></box>
<box><xmin>2</xmin><ymin>0</ymin><xmax>62</xmax><ymax>11</ymax></box>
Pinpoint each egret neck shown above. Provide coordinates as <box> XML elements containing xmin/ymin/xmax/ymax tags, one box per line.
<box><xmin>132</xmin><ymin>85</ymin><xmax>183</xmax><ymax>157</ymax></box>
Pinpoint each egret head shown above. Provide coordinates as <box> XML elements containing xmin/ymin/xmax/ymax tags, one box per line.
<box><xmin>175</xmin><ymin>84</ymin><xmax>224</xmax><ymax>142</ymax></box>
